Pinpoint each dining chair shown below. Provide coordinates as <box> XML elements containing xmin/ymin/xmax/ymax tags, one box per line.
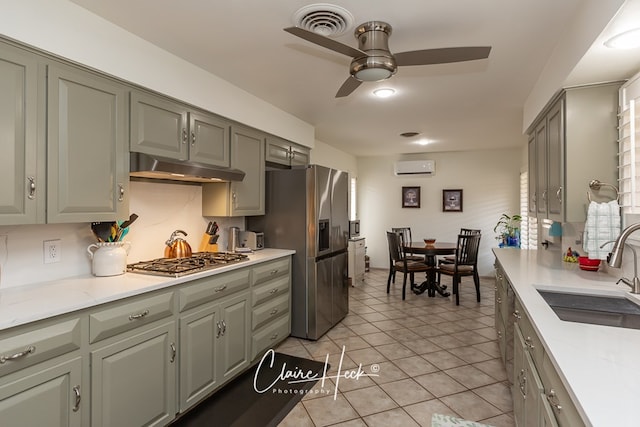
<box><xmin>436</xmin><ymin>233</ymin><xmax>482</xmax><ymax>305</ymax></box>
<box><xmin>391</xmin><ymin>227</ymin><xmax>423</xmax><ymax>260</ymax></box>
<box><xmin>386</xmin><ymin>231</ymin><xmax>432</xmax><ymax>300</ymax></box>
<box><xmin>439</xmin><ymin>228</ymin><xmax>481</xmax><ymax>265</ymax></box>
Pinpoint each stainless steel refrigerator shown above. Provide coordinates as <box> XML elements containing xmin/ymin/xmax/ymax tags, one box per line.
<box><xmin>247</xmin><ymin>165</ymin><xmax>349</xmax><ymax>340</ymax></box>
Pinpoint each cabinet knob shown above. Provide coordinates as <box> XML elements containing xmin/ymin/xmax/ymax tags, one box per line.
<box><xmin>118</xmin><ymin>184</ymin><xmax>125</xmax><ymax>202</ymax></box>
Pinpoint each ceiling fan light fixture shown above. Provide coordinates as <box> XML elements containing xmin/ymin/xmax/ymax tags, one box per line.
<box><xmin>355</xmin><ymin>67</ymin><xmax>393</xmax><ymax>81</ymax></box>
<box><xmin>373</xmin><ymin>88</ymin><xmax>395</xmax><ymax>98</ymax></box>
<box><xmin>604</xmin><ymin>28</ymin><xmax>640</xmax><ymax>49</ymax></box>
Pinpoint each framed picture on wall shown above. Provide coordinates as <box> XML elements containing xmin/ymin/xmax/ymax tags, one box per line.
<box><xmin>402</xmin><ymin>186</ymin><xmax>421</xmax><ymax>208</ymax></box>
<box><xmin>443</xmin><ymin>189</ymin><xmax>463</xmax><ymax>212</ymax></box>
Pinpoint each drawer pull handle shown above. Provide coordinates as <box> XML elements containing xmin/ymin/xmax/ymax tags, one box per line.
<box><xmin>128</xmin><ymin>309</ymin><xmax>149</xmax><ymax>321</ymax></box>
<box><xmin>547</xmin><ymin>389</ymin><xmax>562</xmax><ymax>411</ymax></box>
<box><xmin>170</xmin><ymin>343</ymin><xmax>176</xmax><ymax>363</ymax></box>
<box><xmin>513</xmin><ymin>310</ymin><xmax>521</xmax><ymax>319</ymax></box>
<box><xmin>118</xmin><ymin>184</ymin><xmax>125</xmax><ymax>202</ymax></box>
<box><xmin>494</xmin><ymin>286</ymin><xmax>498</xmax><ymax>292</ymax></box>
<box><xmin>215</xmin><ymin>285</ymin><xmax>227</xmax><ymax>292</ymax></box>
<box><xmin>221</xmin><ymin>320</ymin><xmax>227</xmax><ymax>336</ymax></box>
<box><xmin>72</xmin><ymin>385</ymin><xmax>81</xmax><ymax>412</ymax></box>
<box><xmin>525</xmin><ymin>337</ymin><xmax>535</xmax><ymax>349</ymax></box>
<box><xmin>497</xmin><ymin>331</ymin><xmax>502</xmax><ymax>339</ymax></box>
<box><xmin>270</xmin><ymin>269</ymin><xmax>279</xmax><ymax>275</ymax></box>
<box><xmin>0</xmin><ymin>345</ymin><xmax>36</xmax><ymax>363</ymax></box>
<box><xmin>270</xmin><ymin>309</ymin><xmax>279</xmax><ymax>316</ymax></box>
<box><xmin>216</xmin><ymin>321</ymin><xmax>222</xmax><ymax>338</ymax></box>
<box><xmin>28</xmin><ymin>176</ymin><xmax>36</xmax><ymax>200</ymax></box>
<box><xmin>269</xmin><ymin>288</ymin><xmax>279</xmax><ymax>294</ymax></box>
<box><xmin>270</xmin><ymin>333</ymin><xmax>279</xmax><ymax>340</ymax></box>
<box><xmin>517</xmin><ymin>369</ymin><xmax>527</xmax><ymax>396</ymax></box>
<box><xmin>496</xmin><ymin>297</ymin><xmax>502</xmax><ymax>304</ymax></box>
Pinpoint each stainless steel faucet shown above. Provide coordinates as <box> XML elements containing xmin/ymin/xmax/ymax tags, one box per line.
<box><xmin>606</xmin><ymin>222</ymin><xmax>640</xmax><ymax>293</ymax></box>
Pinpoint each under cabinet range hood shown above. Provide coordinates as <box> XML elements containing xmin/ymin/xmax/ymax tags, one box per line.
<box><xmin>130</xmin><ymin>152</ymin><xmax>245</xmax><ymax>183</ymax></box>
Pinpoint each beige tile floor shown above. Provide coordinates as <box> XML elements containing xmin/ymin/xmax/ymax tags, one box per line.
<box><xmin>275</xmin><ymin>268</ymin><xmax>515</xmax><ymax>427</ymax></box>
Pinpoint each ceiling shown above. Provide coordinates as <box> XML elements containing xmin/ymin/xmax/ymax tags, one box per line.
<box><xmin>70</xmin><ymin>0</ymin><xmax>640</xmax><ymax>157</ymax></box>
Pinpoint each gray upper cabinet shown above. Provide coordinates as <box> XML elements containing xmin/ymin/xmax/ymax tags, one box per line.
<box><xmin>202</xmin><ymin>125</ymin><xmax>265</xmax><ymax>216</ymax></box>
<box><xmin>130</xmin><ymin>91</ymin><xmax>230</xmax><ymax>167</ymax></box>
<box><xmin>47</xmin><ymin>62</ymin><xmax>129</xmax><ymax>223</ymax></box>
<box><xmin>0</xmin><ymin>42</ymin><xmax>45</xmax><ymax>225</ymax></box>
<box><xmin>265</xmin><ymin>135</ymin><xmax>310</xmax><ymax>167</ymax></box>
<box><xmin>528</xmin><ymin>83</ymin><xmax>620</xmax><ymax>223</ymax></box>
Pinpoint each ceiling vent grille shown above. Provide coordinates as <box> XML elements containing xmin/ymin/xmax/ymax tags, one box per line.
<box><xmin>292</xmin><ymin>4</ymin><xmax>354</xmax><ymax>37</ymax></box>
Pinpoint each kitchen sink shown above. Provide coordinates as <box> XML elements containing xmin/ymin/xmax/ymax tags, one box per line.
<box><xmin>537</xmin><ymin>290</ymin><xmax>640</xmax><ymax>330</ymax></box>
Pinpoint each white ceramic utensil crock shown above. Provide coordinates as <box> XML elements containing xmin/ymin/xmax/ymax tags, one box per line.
<box><xmin>87</xmin><ymin>241</ymin><xmax>131</xmax><ymax>276</ymax></box>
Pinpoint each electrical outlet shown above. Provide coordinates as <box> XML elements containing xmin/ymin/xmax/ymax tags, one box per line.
<box><xmin>44</xmin><ymin>239</ymin><xmax>61</xmax><ymax>264</ymax></box>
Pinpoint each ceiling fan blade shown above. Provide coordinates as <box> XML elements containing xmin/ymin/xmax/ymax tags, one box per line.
<box><xmin>335</xmin><ymin>76</ymin><xmax>362</xmax><ymax>98</ymax></box>
<box><xmin>395</xmin><ymin>46</ymin><xmax>491</xmax><ymax>66</ymax></box>
<box><xmin>284</xmin><ymin>27</ymin><xmax>365</xmax><ymax>58</ymax></box>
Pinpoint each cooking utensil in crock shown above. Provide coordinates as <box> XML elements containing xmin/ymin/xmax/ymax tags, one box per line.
<box><xmin>91</xmin><ymin>222</ymin><xmax>113</xmax><ymax>242</ymax></box>
<box><xmin>165</xmin><ymin>230</ymin><xmax>192</xmax><ymax>258</ymax></box>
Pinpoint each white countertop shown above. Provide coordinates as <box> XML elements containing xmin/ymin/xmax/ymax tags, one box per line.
<box><xmin>494</xmin><ymin>248</ymin><xmax>640</xmax><ymax>427</ymax></box>
<box><xmin>0</xmin><ymin>249</ymin><xmax>294</xmax><ymax>332</ymax></box>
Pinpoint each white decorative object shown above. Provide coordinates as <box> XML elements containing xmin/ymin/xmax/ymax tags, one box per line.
<box><xmin>87</xmin><ymin>242</ymin><xmax>131</xmax><ymax>277</ymax></box>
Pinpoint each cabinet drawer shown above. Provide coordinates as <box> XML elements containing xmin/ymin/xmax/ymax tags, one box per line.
<box><xmin>251</xmin><ymin>316</ymin><xmax>289</xmax><ymax>361</ymax></box>
<box><xmin>252</xmin><ymin>294</ymin><xmax>289</xmax><ymax>331</ymax></box>
<box><xmin>251</xmin><ymin>258</ymin><xmax>290</xmax><ymax>287</ymax></box>
<box><xmin>515</xmin><ymin>298</ymin><xmax>544</xmax><ymax>366</ymax></box>
<box><xmin>252</xmin><ymin>276</ymin><xmax>290</xmax><ymax>307</ymax></box>
<box><xmin>0</xmin><ymin>317</ymin><xmax>82</xmax><ymax>377</ymax></box>
<box><xmin>89</xmin><ymin>292</ymin><xmax>174</xmax><ymax>343</ymax></box>
<box><xmin>179</xmin><ymin>269</ymin><xmax>250</xmax><ymax>312</ymax></box>
<box><xmin>541</xmin><ymin>354</ymin><xmax>584</xmax><ymax>427</ymax></box>
<box><xmin>350</xmin><ymin>239</ymin><xmax>365</xmax><ymax>249</ymax></box>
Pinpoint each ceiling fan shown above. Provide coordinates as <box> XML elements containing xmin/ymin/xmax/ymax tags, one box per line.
<box><xmin>284</xmin><ymin>21</ymin><xmax>491</xmax><ymax>98</ymax></box>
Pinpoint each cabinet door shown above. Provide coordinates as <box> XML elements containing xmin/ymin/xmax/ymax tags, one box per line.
<box><xmin>547</xmin><ymin>100</ymin><xmax>564</xmax><ymax>221</ymax></box>
<box><xmin>229</xmin><ymin>125</ymin><xmax>265</xmax><ymax>216</ymax></box>
<box><xmin>0</xmin><ymin>357</ymin><xmax>82</xmax><ymax>427</ymax></box>
<box><xmin>218</xmin><ymin>293</ymin><xmax>249</xmax><ymax>382</ymax></box>
<box><xmin>47</xmin><ymin>63</ymin><xmax>128</xmax><ymax>223</ymax></box>
<box><xmin>290</xmin><ymin>143</ymin><xmax>310</xmax><ymax>166</ymax></box>
<box><xmin>527</xmin><ymin>134</ymin><xmax>537</xmax><ymax>216</ymax></box>
<box><xmin>179</xmin><ymin>304</ymin><xmax>219</xmax><ymax>412</ymax></box>
<box><xmin>130</xmin><ymin>91</ymin><xmax>188</xmax><ymax>160</ymax></box>
<box><xmin>91</xmin><ymin>322</ymin><xmax>176</xmax><ymax>427</ymax></box>
<box><xmin>265</xmin><ymin>136</ymin><xmax>291</xmax><ymax>166</ymax></box>
<box><xmin>513</xmin><ymin>326</ymin><xmax>526</xmax><ymax>427</ymax></box>
<box><xmin>535</xmin><ymin>119</ymin><xmax>548</xmax><ymax>217</ymax></box>
<box><xmin>189</xmin><ymin>111</ymin><xmax>230</xmax><ymax>167</ymax></box>
<box><xmin>0</xmin><ymin>43</ymin><xmax>45</xmax><ymax>225</ymax></box>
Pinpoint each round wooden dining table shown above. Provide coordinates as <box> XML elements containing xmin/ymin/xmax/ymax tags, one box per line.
<box><xmin>404</xmin><ymin>242</ymin><xmax>457</xmax><ymax>297</ymax></box>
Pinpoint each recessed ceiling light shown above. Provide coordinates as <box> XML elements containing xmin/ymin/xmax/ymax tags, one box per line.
<box><xmin>373</xmin><ymin>88</ymin><xmax>395</xmax><ymax>98</ymax></box>
<box><xmin>604</xmin><ymin>28</ymin><xmax>640</xmax><ymax>49</ymax></box>
<box><xmin>400</xmin><ymin>132</ymin><xmax>420</xmax><ymax>138</ymax></box>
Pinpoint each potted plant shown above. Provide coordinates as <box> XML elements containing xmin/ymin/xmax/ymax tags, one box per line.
<box><xmin>494</xmin><ymin>213</ymin><xmax>522</xmax><ymax>247</ymax></box>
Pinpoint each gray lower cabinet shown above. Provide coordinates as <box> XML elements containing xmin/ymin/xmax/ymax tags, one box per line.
<box><xmin>177</xmin><ymin>269</ymin><xmax>251</xmax><ymax>412</ymax></box>
<box><xmin>0</xmin><ymin>41</ymin><xmax>45</xmax><ymax>225</ymax></box>
<box><xmin>130</xmin><ymin>91</ymin><xmax>231</xmax><ymax>167</ymax></box>
<box><xmin>89</xmin><ymin>291</ymin><xmax>177</xmax><ymax>427</ymax></box>
<box><xmin>265</xmin><ymin>135</ymin><xmax>310</xmax><ymax>167</ymax></box>
<box><xmin>202</xmin><ymin>124</ymin><xmax>265</xmax><ymax>216</ymax></box>
<box><xmin>47</xmin><ymin>61</ymin><xmax>129</xmax><ymax>223</ymax></box>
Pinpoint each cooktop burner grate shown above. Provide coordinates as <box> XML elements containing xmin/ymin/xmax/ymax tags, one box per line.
<box><xmin>127</xmin><ymin>252</ymin><xmax>249</xmax><ymax>277</ymax></box>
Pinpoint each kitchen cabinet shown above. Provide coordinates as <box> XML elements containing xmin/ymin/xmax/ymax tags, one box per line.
<box><xmin>348</xmin><ymin>238</ymin><xmax>366</xmax><ymax>283</ymax></box>
<box><xmin>250</xmin><ymin>257</ymin><xmax>291</xmax><ymax>360</ymax></box>
<box><xmin>0</xmin><ymin>315</ymin><xmax>84</xmax><ymax>427</ymax></box>
<box><xmin>265</xmin><ymin>135</ymin><xmax>310</xmax><ymax>167</ymax></box>
<box><xmin>202</xmin><ymin>124</ymin><xmax>265</xmax><ymax>216</ymax></box>
<box><xmin>89</xmin><ymin>292</ymin><xmax>177</xmax><ymax>427</ymax></box>
<box><xmin>494</xmin><ymin>262</ymin><xmax>514</xmax><ymax>384</ymax></box>
<box><xmin>510</xmin><ymin>296</ymin><xmax>583</xmax><ymax>427</ymax></box>
<box><xmin>47</xmin><ymin>62</ymin><xmax>129</xmax><ymax>223</ymax></box>
<box><xmin>0</xmin><ymin>41</ymin><xmax>45</xmax><ymax>225</ymax></box>
<box><xmin>177</xmin><ymin>269</ymin><xmax>251</xmax><ymax>412</ymax></box>
<box><xmin>130</xmin><ymin>91</ymin><xmax>231</xmax><ymax>167</ymax></box>
<box><xmin>528</xmin><ymin>83</ymin><xmax>620</xmax><ymax>223</ymax></box>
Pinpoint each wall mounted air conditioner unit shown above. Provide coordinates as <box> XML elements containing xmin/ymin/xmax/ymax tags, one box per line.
<box><xmin>394</xmin><ymin>160</ymin><xmax>435</xmax><ymax>176</ymax></box>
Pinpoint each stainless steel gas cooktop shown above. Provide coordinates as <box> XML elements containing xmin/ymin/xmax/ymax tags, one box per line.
<box><xmin>126</xmin><ymin>252</ymin><xmax>249</xmax><ymax>277</ymax></box>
